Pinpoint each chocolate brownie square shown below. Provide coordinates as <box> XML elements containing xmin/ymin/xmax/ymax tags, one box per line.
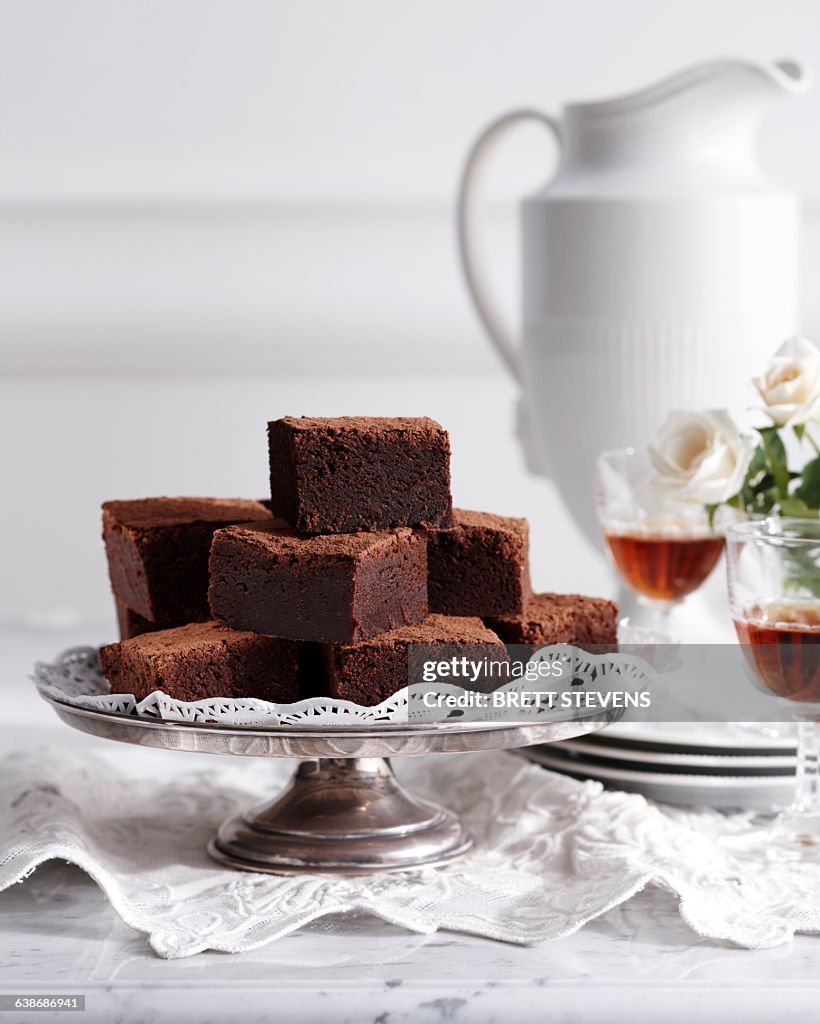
<box><xmin>102</xmin><ymin>497</ymin><xmax>270</xmax><ymax>623</ymax></box>
<box><xmin>485</xmin><ymin>593</ymin><xmax>618</xmax><ymax>646</ymax></box>
<box><xmin>322</xmin><ymin>614</ymin><xmax>509</xmax><ymax>707</ymax></box>
<box><xmin>98</xmin><ymin>621</ymin><xmax>300</xmax><ymax>703</ymax></box>
<box><xmin>268</xmin><ymin>416</ymin><xmax>453</xmax><ymax>533</ymax></box>
<box><xmin>209</xmin><ymin>521</ymin><xmax>427</xmax><ymax>643</ymax></box>
<box><xmin>428</xmin><ymin>508</ymin><xmax>530</xmax><ymax>616</ymax></box>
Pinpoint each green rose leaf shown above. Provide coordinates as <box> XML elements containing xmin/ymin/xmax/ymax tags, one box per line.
<box><xmin>779</xmin><ymin>496</ymin><xmax>818</xmax><ymax>518</ymax></box>
<box><xmin>793</xmin><ymin>456</ymin><xmax>820</xmax><ymax>512</ymax></box>
<box><xmin>744</xmin><ymin>443</ymin><xmax>767</xmax><ymax>485</ymax></box>
<box><xmin>758</xmin><ymin>428</ymin><xmax>790</xmax><ymax>499</ymax></box>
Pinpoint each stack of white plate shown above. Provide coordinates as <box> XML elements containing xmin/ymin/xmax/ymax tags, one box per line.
<box><xmin>518</xmin><ymin>722</ymin><xmax>797</xmax><ymax>809</ymax></box>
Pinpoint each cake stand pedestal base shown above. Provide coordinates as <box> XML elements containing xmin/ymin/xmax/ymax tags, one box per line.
<box><xmin>41</xmin><ymin>679</ymin><xmax>626</xmax><ymax>876</ymax></box>
<box><xmin>207</xmin><ymin>757</ymin><xmax>473</xmax><ymax>875</ymax></box>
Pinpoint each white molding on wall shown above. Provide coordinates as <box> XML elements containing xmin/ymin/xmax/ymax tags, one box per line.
<box><xmin>0</xmin><ymin>198</ymin><xmax>509</xmax><ymax>376</ymax></box>
<box><xmin>2</xmin><ymin>196</ymin><xmax>820</xmax><ymax>377</ymax></box>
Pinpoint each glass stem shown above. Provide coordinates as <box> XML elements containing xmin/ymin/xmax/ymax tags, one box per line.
<box><xmin>794</xmin><ymin>717</ymin><xmax>820</xmax><ymax>815</ymax></box>
<box><xmin>637</xmin><ymin>596</ymin><xmax>675</xmax><ymax>636</ymax></box>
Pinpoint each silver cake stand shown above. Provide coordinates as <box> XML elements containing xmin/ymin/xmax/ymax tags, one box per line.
<box><xmin>41</xmin><ymin>693</ymin><xmax>619</xmax><ymax>875</ymax></box>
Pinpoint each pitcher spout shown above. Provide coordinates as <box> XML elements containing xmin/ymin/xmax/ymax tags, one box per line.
<box><xmin>572</xmin><ymin>58</ymin><xmax>810</xmax><ymax>117</ymax></box>
<box><xmin>761</xmin><ymin>58</ymin><xmax>812</xmax><ymax>95</ymax></box>
<box><xmin>557</xmin><ymin>58</ymin><xmax>812</xmax><ymax>191</ymax></box>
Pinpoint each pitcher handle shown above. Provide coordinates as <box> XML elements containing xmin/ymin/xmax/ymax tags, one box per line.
<box><xmin>456</xmin><ymin>109</ymin><xmax>562</xmax><ymax>382</ymax></box>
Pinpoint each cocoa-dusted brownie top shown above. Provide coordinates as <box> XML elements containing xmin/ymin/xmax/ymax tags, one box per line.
<box><xmin>541</xmin><ymin>594</ymin><xmax>619</xmax><ymax>644</ymax></box>
<box><xmin>486</xmin><ymin>593</ymin><xmax>618</xmax><ymax>646</ymax></box>
<box><xmin>213</xmin><ymin>519</ymin><xmax>420</xmax><ymax>561</ymax></box>
<box><xmin>102</xmin><ymin>497</ymin><xmax>270</xmax><ymax>531</ymax></box>
<box><xmin>106</xmin><ymin>619</ymin><xmax>236</xmax><ymax>655</ymax></box>
<box><xmin>277</xmin><ymin>415</ymin><xmax>444</xmax><ymax>436</ymax></box>
<box><xmin>354</xmin><ymin>612</ymin><xmax>503</xmax><ymax>647</ymax></box>
<box><xmin>99</xmin><ymin>620</ymin><xmax>300</xmax><ymax>704</ymax></box>
<box><xmin>445</xmin><ymin>508</ymin><xmax>529</xmax><ymax>537</ymax></box>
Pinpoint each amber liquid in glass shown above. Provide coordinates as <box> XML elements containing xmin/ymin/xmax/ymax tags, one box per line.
<box><xmin>734</xmin><ymin>601</ymin><xmax>820</xmax><ymax>703</ymax></box>
<box><xmin>604</xmin><ymin>531</ymin><xmax>725</xmax><ymax>601</ymax></box>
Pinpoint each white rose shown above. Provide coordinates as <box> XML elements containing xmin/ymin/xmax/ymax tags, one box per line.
<box><xmin>753</xmin><ymin>335</ymin><xmax>820</xmax><ymax>427</ymax></box>
<box><xmin>646</xmin><ymin>410</ymin><xmax>755</xmax><ymax>506</ymax></box>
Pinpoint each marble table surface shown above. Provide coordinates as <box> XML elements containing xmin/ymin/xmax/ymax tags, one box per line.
<box><xmin>3</xmin><ymin>619</ymin><xmax>820</xmax><ymax>1024</ymax></box>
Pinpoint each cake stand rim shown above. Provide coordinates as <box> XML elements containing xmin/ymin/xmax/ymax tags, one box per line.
<box><xmin>41</xmin><ymin>691</ymin><xmax>622</xmax><ymax>757</ymax></box>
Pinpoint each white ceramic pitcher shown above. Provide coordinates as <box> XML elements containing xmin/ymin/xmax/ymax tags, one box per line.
<box><xmin>458</xmin><ymin>58</ymin><xmax>810</xmax><ymax>546</ymax></box>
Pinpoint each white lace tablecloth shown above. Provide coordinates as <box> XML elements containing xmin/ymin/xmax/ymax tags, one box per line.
<box><xmin>1</xmin><ymin>747</ymin><xmax>819</xmax><ymax>959</ymax></box>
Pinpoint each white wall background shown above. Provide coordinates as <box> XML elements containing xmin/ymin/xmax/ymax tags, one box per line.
<box><xmin>3</xmin><ymin>0</ymin><xmax>820</xmax><ymax>628</ymax></box>
<box><xmin>2</xmin><ymin>0</ymin><xmax>819</xmax><ymax>203</ymax></box>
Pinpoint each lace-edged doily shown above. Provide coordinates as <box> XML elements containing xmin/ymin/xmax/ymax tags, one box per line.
<box><xmin>33</xmin><ymin>647</ymin><xmax>410</xmax><ymax>726</ymax></box>
<box><xmin>33</xmin><ymin>644</ymin><xmax>656</xmax><ymax>728</ymax></box>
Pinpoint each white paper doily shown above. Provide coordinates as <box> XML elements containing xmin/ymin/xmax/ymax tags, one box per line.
<box><xmin>2</xmin><ymin>746</ymin><xmax>819</xmax><ymax>958</ymax></box>
<box><xmin>33</xmin><ymin>644</ymin><xmax>656</xmax><ymax>728</ymax></box>
<box><xmin>33</xmin><ymin>646</ymin><xmax>410</xmax><ymax>726</ymax></box>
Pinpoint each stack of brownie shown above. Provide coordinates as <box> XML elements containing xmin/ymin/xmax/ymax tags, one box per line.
<box><xmin>99</xmin><ymin>416</ymin><xmax>617</xmax><ymax>708</ymax></box>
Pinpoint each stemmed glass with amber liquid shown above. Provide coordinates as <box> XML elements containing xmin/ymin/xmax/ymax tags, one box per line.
<box><xmin>596</xmin><ymin>448</ymin><xmax>726</xmax><ymax>633</ymax></box>
<box><xmin>727</xmin><ymin>518</ymin><xmax>820</xmax><ymax>838</ymax></box>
